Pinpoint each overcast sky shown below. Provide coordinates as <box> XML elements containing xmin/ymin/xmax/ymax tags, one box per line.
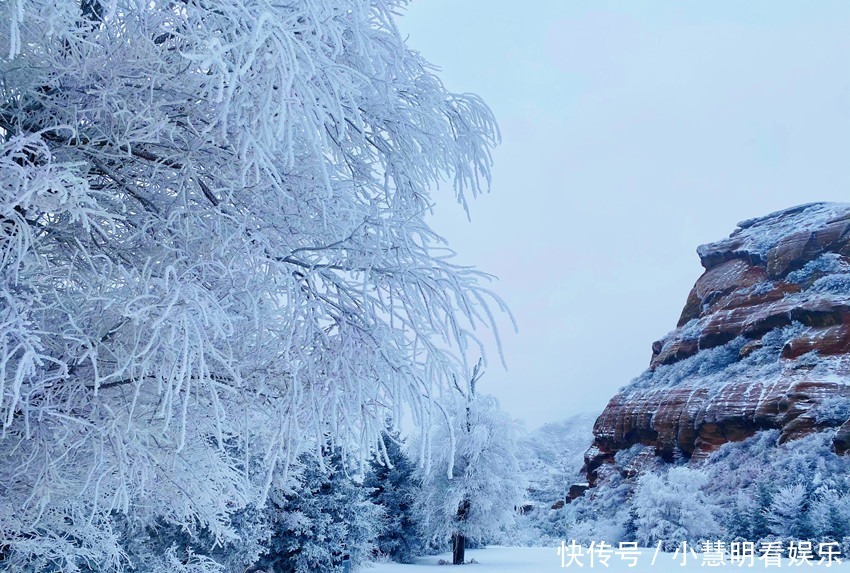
<box><xmin>396</xmin><ymin>1</ymin><xmax>850</xmax><ymax>431</ymax></box>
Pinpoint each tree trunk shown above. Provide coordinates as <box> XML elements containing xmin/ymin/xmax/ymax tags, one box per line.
<box><xmin>452</xmin><ymin>532</ymin><xmax>465</xmax><ymax>565</ymax></box>
<box><xmin>452</xmin><ymin>499</ymin><xmax>470</xmax><ymax>564</ymax></box>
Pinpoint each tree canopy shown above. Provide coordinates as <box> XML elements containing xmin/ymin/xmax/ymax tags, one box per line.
<box><xmin>0</xmin><ymin>0</ymin><xmax>504</xmax><ymax>569</ymax></box>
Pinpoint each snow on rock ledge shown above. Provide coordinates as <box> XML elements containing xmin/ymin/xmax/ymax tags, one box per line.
<box><xmin>585</xmin><ymin>202</ymin><xmax>850</xmax><ymax>488</ymax></box>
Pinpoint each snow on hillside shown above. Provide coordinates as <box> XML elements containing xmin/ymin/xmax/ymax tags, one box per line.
<box><xmin>510</xmin><ymin>413</ymin><xmax>596</xmax><ymax>543</ymax></box>
<box><xmin>517</xmin><ymin>413</ymin><xmax>596</xmax><ymax>509</ymax></box>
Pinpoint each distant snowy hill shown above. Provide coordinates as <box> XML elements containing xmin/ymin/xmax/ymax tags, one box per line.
<box><xmin>511</xmin><ymin>413</ymin><xmax>596</xmax><ymax>543</ymax></box>
<box><xmin>517</xmin><ymin>413</ymin><xmax>596</xmax><ymax>510</ymax></box>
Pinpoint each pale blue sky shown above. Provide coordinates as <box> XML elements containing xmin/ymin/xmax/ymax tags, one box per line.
<box><xmin>398</xmin><ymin>1</ymin><xmax>850</xmax><ymax>430</ymax></box>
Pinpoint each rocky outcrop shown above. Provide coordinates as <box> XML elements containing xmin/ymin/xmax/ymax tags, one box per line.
<box><xmin>585</xmin><ymin>203</ymin><xmax>850</xmax><ymax>487</ymax></box>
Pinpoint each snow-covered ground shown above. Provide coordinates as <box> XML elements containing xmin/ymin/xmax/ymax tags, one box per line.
<box><xmin>370</xmin><ymin>546</ymin><xmax>850</xmax><ymax>572</ymax></box>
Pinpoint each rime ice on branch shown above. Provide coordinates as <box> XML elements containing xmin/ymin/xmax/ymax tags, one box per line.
<box><xmin>0</xmin><ymin>1</ymin><xmax>506</xmax><ymax>569</ymax></box>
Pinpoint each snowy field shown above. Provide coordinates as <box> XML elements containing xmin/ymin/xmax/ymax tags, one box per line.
<box><xmin>370</xmin><ymin>546</ymin><xmax>850</xmax><ymax>572</ymax></box>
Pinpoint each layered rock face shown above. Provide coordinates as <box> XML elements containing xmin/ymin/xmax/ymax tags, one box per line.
<box><xmin>585</xmin><ymin>203</ymin><xmax>850</xmax><ymax>487</ymax></box>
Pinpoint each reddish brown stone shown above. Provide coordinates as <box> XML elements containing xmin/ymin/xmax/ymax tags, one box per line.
<box><xmin>697</xmin><ymin>236</ymin><xmax>754</xmax><ymax>271</ymax></box>
<box><xmin>584</xmin><ymin>204</ymin><xmax>850</xmax><ymax>489</ymax></box>
<box><xmin>650</xmin><ymin>338</ymin><xmax>700</xmax><ymax>369</ymax></box>
<box><xmin>738</xmin><ymin>339</ymin><xmax>763</xmax><ymax>359</ymax></box>
<box><xmin>781</xmin><ymin>324</ymin><xmax>850</xmax><ymax>359</ymax></box>
<box><xmin>695</xmin><ymin>259</ymin><xmax>767</xmax><ymax>309</ymax></box>
<box><xmin>766</xmin><ymin>230</ymin><xmax>815</xmax><ymax>278</ymax></box>
<box><xmin>678</xmin><ymin>287</ymin><xmax>702</xmax><ymax>327</ymax></box>
<box><xmin>814</xmin><ymin>219</ymin><xmax>850</xmax><ymax>252</ymax></box>
<box><xmin>698</xmin><ymin>296</ymin><xmax>850</xmax><ymax>351</ymax></box>
<box><xmin>585</xmin><ymin>379</ymin><xmax>850</xmax><ymax>484</ymax></box>
<box><xmin>711</xmin><ymin>282</ymin><xmax>801</xmax><ymax>314</ymax></box>
<box><xmin>567</xmin><ymin>483</ymin><xmax>589</xmax><ymax>502</ymax></box>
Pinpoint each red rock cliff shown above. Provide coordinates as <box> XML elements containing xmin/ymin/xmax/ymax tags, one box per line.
<box><xmin>585</xmin><ymin>203</ymin><xmax>850</xmax><ymax>487</ymax></box>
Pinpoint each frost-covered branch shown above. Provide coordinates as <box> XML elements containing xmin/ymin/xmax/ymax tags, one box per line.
<box><xmin>0</xmin><ymin>0</ymin><xmax>507</xmax><ymax>570</ymax></box>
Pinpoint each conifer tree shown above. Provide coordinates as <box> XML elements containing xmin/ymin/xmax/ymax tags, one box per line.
<box><xmin>364</xmin><ymin>429</ymin><xmax>423</xmax><ymax>563</ymax></box>
<box><xmin>259</xmin><ymin>449</ymin><xmax>380</xmax><ymax>573</ymax></box>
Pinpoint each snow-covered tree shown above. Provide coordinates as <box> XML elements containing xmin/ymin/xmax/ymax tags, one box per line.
<box><xmin>258</xmin><ymin>448</ymin><xmax>381</xmax><ymax>573</ymax></box>
<box><xmin>108</xmin><ymin>504</ymin><xmax>271</xmax><ymax>573</ymax></box>
<box><xmin>417</xmin><ymin>364</ymin><xmax>524</xmax><ymax>564</ymax></box>
<box><xmin>563</xmin><ymin>463</ymin><xmax>636</xmax><ymax>546</ymax></box>
<box><xmin>765</xmin><ymin>483</ymin><xmax>810</xmax><ymax>539</ymax></box>
<box><xmin>809</xmin><ymin>487</ymin><xmax>850</xmax><ymax>541</ymax></box>
<box><xmin>0</xmin><ymin>0</ymin><xmax>505</xmax><ymax>570</ymax></box>
<box><xmin>725</xmin><ymin>485</ymin><xmax>772</xmax><ymax>541</ymax></box>
<box><xmin>568</xmin><ymin>430</ymin><xmax>850</xmax><ymax>546</ymax></box>
<box><xmin>364</xmin><ymin>426</ymin><xmax>423</xmax><ymax>563</ymax></box>
<box><xmin>631</xmin><ymin>466</ymin><xmax>719</xmax><ymax>548</ymax></box>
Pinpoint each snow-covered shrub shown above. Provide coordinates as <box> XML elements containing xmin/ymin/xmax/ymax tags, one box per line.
<box><xmin>724</xmin><ymin>485</ymin><xmax>772</xmax><ymax>541</ymax></box>
<box><xmin>677</xmin><ymin>318</ymin><xmax>705</xmax><ymax>341</ymax></box>
<box><xmin>812</xmin><ymin>396</ymin><xmax>850</xmax><ymax>425</ymax></box>
<box><xmin>105</xmin><ymin>508</ymin><xmax>270</xmax><ymax>573</ymax></box>
<box><xmin>562</xmin><ymin>461</ymin><xmax>636</xmax><ymax>545</ymax></box>
<box><xmin>515</xmin><ymin>413</ymin><xmax>596</xmax><ymax>545</ymax></box>
<box><xmin>628</xmin><ymin>336</ymin><xmax>748</xmax><ymax>394</ymax></box>
<box><xmin>628</xmin><ymin>323</ymin><xmax>809</xmax><ymax>398</ymax></box>
<box><xmin>808</xmin><ymin>487</ymin><xmax>850</xmax><ymax>541</ymax></box>
<box><xmin>703</xmin><ymin>430</ymin><xmax>850</xmax><ymax>543</ymax></box>
<box><xmin>564</xmin><ymin>428</ymin><xmax>850</xmax><ymax>547</ymax></box>
<box><xmin>786</xmin><ymin>253</ymin><xmax>850</xmax><ymax>284</ymax></box>
<box><xmin>810</xmin><ymin>274</ymin><xmax>850</xmax><ymax>294</ymax></box>
<box><xmin>741</xmin><ymin>281</ymin><xmax>781</xmax><ymax>297</ymax></box>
